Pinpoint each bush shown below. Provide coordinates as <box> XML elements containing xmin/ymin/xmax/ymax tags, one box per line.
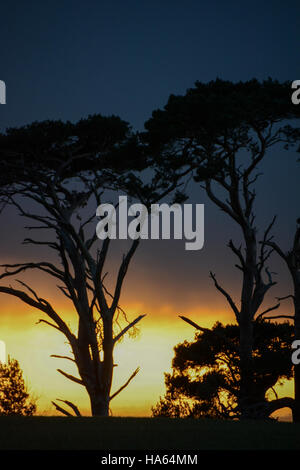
<box><xmin>0</xmin><ymin>356</ymin><xmax>36</xmax><ymax>416</ymax></box>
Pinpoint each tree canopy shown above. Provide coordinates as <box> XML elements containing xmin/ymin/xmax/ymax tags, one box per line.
<box><xmin>152</xmin><ymin>320</ymin><xmax>294</xmax><ymax>419</ymax></box>
<box><xmin>0</xmin><ymin>115</ymin><xmax>147</xmax><ymax>187</ymax></box>
<box><xmin>0</xmin><ymin>113</ymin><xmax>184</xmax><ymax>416</ymax></box>
<box><xmin>146</xmin><ymin>78</ymin><xmax>300</xmax><ymax>419</ymax></box>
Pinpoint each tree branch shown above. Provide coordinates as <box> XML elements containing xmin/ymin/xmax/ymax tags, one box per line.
<box><xmin>0</xmin><ymin>285</ymin><xmax>75</xmax><ymax>344</ymax></box>
<box><xmin>57</xmin><ymin>369</ymin><xmax>84</xmax><ymax>386</ymax></box>
<box><xmin>51</xmin><ymin>401</ymin><xmax>73</xmax><ymax>417</ymax></box>
<box><xmin>179</xmin><ymin>315</ymin><xmax>212</xmax><ymax>333</ymax></box>
<box><xmin>113</xmin><ymin>314</ymin><xmax>146</xmax><ymax>344</ymax></box>
<box><xmin>110</xmin><ymin>367</ymin><xmax>140</xmax><ymax>401</ymax></box>
<box><xmin>50</xmin><ymin>354</ymin><xmax>75</xmax><ymax>363</ymax></box>
<box><xmin>110</xmin><ymin>239</ymin><xmax>140</xmax><ymax>316</ymax></box>
<box><xmin>209</xmin><ymin>272</ymin><xmax>240</xmax><ymax>319</ymax></box>
<box><xmin>255</xmin><ymin>303</ymin><xmax>280</xmax><ymax>321</ymax></box>
<box><xmin>262</xmin><ymin>315</ymin><xmax>294</xmax><ymax>321</ymax></box>
<box><xmin>56</xmin><ymin>399</ymin><xmax>81</xmax><ymax>416</ymax></box>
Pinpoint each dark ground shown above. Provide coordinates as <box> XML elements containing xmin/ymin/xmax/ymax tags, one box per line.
<box><xmin>0</xmin><ymin>417</ymin><xmax>299</xmax><ymax>450</ymax></box>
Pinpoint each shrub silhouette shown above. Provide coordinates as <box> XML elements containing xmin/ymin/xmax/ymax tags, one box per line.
<box><xmin>152</xmin><ymin>321</ymin><xmax>294</xmax><ymax>419</ymax></box>
<box><xmin>0</xmin><ymin>356</ymin><xmax>36</xmax><ymax>416</ymax></box>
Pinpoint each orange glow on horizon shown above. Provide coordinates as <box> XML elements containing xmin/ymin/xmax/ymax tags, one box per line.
<box><xmin>0</xmin><ymin>293</ymin><xmax>235</xmax><ymax>417</ymax></box>
<box><xmin>0</xmin><ymin>282</ymin><xmax>294</xmax><ymax>420</ymax></box>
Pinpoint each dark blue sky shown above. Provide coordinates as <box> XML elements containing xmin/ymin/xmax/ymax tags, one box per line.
<box><xmin>0</xmin><ymin>0</ymin><xmax>299</xmax><ymax>131</ymax></box>
<box><xmin>0</xmin><ymin>0</ymin><xmax>299</xmax><ymax>320</ymax></box>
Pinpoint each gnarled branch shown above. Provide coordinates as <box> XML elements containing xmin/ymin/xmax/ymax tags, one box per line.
<box><xmin>209</xmin><ymin>271</ymin><xmax>240</xmax><ymax>319</ymax></box>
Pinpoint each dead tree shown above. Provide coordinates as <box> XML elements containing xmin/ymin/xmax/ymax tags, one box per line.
<box><xmin>0</xmin><ymin>177</ymin><xmax>144</xmax><ymax>416</ymax></box>
<box><xmin>0</xmin><ymin>117</ymin><xmax>183</xmax><ymax>416</ymax></box>
<box><xmin>144</xmin><ymin>79</ymin><xmax>300</xmax><ymax>418</ymax></box>
<box><xmin>264</xmin><ymin>221</ymin><xmax>300</xmax><ymax>421</ymax></box>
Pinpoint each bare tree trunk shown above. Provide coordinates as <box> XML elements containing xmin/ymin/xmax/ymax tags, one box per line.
<box><xmin>293</xmin><ymin>288</ymin><xmax>300</xmax><ymax>422</ymax></box>
<box><xmin>74</xmin><ymin>313</ymin><xmax>114</xmax><ymax>417</ymax></box>
<box><xmin>239</xmin><ymin>318</ymin><xmax>254</xmax><ymax>417</ymax></box>
<box><xmin>206</xmin><ymin>171</ymin><xmax>277</xmax><ymax>419</ymax></box>
<box><xmin>266</xmin><ymin>226</ymin><xmax>300</xmax><ymax>422</ymax></box>
<box><xmin>238</xmin><ymin>228</ymin><xmax>256</xmax><ymax>418</ymax></box>
<box><xmin>89</xmin><ymin>390</ymin><xmax>110</xmax><ymax>417</ymax></box>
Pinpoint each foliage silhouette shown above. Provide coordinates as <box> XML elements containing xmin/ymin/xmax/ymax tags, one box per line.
<box><xmin>152</xmin><ymin>320</ymin><xmax>294</xmax><ymax>419</ymax></box>
<box><xmin>145</xmin><ymin>78</ymin><xmax>300</xmax><ymax>418</ymax></box>
<box><xmin>0</xmin><ymin>114</ymin><xmax>183</xmax><ymax>416</ymax></box>
<box><xmin>0</xmin><ymin>356</ymin><xmax>36</xmax><ymax>416</ymax></box>
<box><xmin>265</xmin><ymin>220</ymin><xmax>300</xmax><ymax>421</ymax></box>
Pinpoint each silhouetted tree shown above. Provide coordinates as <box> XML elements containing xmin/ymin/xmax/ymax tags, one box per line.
<box><xmin>264</xmin><ymin>220</ymin><xmax>300</xmax><ymax>421</ymax></box>
<box><xmin>0</xmin><ymin>116</ymin><xmax>183</xmax><ymax>416</ymax></box>
<box><xmin>152</xmin><ymin>320</ymin><xmax>294</xmax><ymax>419</ymax></box>
<box><xmin>145</xmin><ymin>78</ymin><xmax>300</xmax><ymax>418</ymax></box>
<box><xmin>0</xmin><ymin>356</ymin><xmax>36</xmax><ymax>416</ymax></box>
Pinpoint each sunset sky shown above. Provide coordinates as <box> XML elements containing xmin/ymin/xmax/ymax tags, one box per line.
<box><xmin>0</xmin><ymin>1</ymin><xmax>299</xmax><ymax>419</ymax></box>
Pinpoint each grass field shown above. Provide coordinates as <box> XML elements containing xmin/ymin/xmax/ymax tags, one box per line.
<box><xmin>0</xmin><ymin>416</ymin><xmax>299</xmax><ymax>450</ymax></box>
